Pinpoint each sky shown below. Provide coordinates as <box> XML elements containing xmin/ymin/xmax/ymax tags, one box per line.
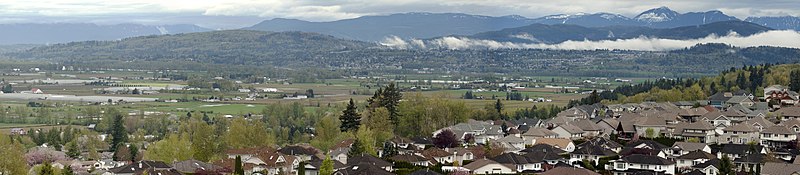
<box><xmin>0</xmin><ymin>0</ymin><xmax>798</xmax><ymax>29</ymax></box>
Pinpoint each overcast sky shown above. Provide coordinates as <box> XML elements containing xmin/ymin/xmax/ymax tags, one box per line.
<box><xmin>0</xmin><ymin>0</ymin><xmax>798</xmax><ymax>29</ymax></box>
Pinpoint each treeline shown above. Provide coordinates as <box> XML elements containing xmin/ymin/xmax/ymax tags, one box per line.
<box><xmin>572</xmin><ymin>63</ymin><xmax>800</xmax><ymax>104</ymax></box>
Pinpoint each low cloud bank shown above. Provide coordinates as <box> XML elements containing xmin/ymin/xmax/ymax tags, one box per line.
<box><xmin>381</xmin><ymin>30</ymin><xmax>800</xmax><ymax>51</ymax></box>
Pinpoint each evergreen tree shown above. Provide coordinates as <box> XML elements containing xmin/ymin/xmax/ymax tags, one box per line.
<box><xmin>1</xmin><ymin>84</ymin><xmax>11</xmax><ymax>93</ymax></box>
<box><xmin>66</xmin><ymin>141</ymin><xmax>80</xmax><ymax>159</ymax></box>
<box><xmin>298</xmin><ymin>162</ymin><xmax>306</xmax><ymax>175</ymax></box>
<box><xmin>339</xmin><ymin>99</ymin><xmax>361</xmax><ymax>132</ymax></box>
<box><xmin>348</xmin><ymin>138</ymin><xmax>366</xmax><ymax>157</ymax></box>
<box><xmin>110</xmin><ymin>113</ymin><xmax>128</xmax><ymax>152</ymax></box>
<box><xmin>720</xmin><ymin>155</ymin><xmax>733</xmax><ymax>175</ymax></box>
<box><xmin>234</xmin><ymin>155</ymin><xmax>244</xmax><ymax>175</ymax></box>
<box><xmin>62</xmin><ymin>165</ymin><xmax>75</xmax><ymax>175</ymax></box>
<box><xmin>39</xmin><ymin>161</ymin><xmax>56</xmax><ymax>175</ymax></box>
<box><xmin>380</xmin><ymin>82</ymin><xmax>402</xmax><ymax>125</ymax></box>
<box><xmin>791</xmin><ymin>70</ymin><xmax>800</xmax><ymax>92</ymax></box>
<box><xmin>129</xmin><ymin>144</ymin><xmax>139</xmax><ymax>161</ymax></box>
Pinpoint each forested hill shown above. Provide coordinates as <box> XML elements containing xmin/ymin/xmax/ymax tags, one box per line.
<box><xmin>9</xmin><ymin>30</ymin><xmax>377</xmax><ymax>65</ymax></box>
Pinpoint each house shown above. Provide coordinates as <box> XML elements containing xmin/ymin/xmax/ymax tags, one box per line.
<box><xmin>491</xmin><ymin>152</ymin><xmax>544</xmax><ymax>173</ymax></box>
<box><xmin>727</xmin><ymin>96</ymin><xmax>755</xmax><ymax>108</ymax></box>
<box><xmin>570</xmin><ymin>142</ymin><xmax>618</xmax><ymax>164</ymax></box>
<box><xmin>777</xmin><ymin>107</ymin><xmax>800</xmax><ymax>121</ymax></box>
<box><xmin>495</xmin><ymin>135</ymin><xmax>526</xmax><ymax>153</ymax></box>
<box><xmin>761</xmin><ymin>162</ymin><xmax>800</xmax><ymax>175</ymax></box>
<box><xmin>278</xmin><ymin>144</ymin><xmax>321</xmax><ymax>162</ymax></box>
<box><xmin>105</xmin><ymin>160</ymin><xmax>174</xmax><ymax>175</ymax></box>
<box><xmin>334</xmin><ymin>163</ymin><xmax>394</xmax><ymax>175</ymax></box>
<box><xmin>708</xmin><ymin>91</ymin><xmax>750</xmax><ymax>109</ymax></box>
<box><xmin>532</xmin><ymin>138</ymin><xmax>575</xmax><ymax>153</ymax></box>
<box><xmin>701</xmin><ymin>111</ymin><xmax>732</xmax><ymax>129</ymax></box>
<box><xmin>687</xmin><ymin>158</ymin><xmax>722</xmax><ymax>175</ymax></box>
<box><xmin>765</xmin><ymin>85</ymin><xmax>800</xmax><ymax>106</ymax></box>
<box><xmin>679</xmin><ymin>107</ymin><xmax>710</xmax><ymax>122</ymax></box>
<box><xmin>715</xmin><ymin>144</ymin><xmax>767</xmax><ymax>159</ymax></box>
<box><xmin>669</xmin><ymin>142</ymin><xmax>712</xmax><ymax>157</ymax></box>
<box><xmin>621</xmin><ymin>140</ymin><xmax>669</xmax><ymax>158</ymax></box>
<box><xmin>134</xmin><ymin>169</ymin><xmax>183</xmax><ymax>175</ymax></box>
<box><xmin>673</xmin><ymin>121</ymin><xmax>716</xmax><ymax>143</ymax></box>
<box><xmin>305</xmin><ymin>156</ymin><xmax>346</xmax><ymax>175</ymax></box>
<box><xmin>434</xmin><ymin>120</ymin><xmax>491</xmax><ymax>143</ymax></box>
<box><xmin>408</xmin><ymin>169</ymin><xmax>442</xmax><ymax>175</ymax></box>
<box><xmin>675</xmin><ymin>150</ymin><xmax>717</xmax><ymax>169</ymax></box>
<box><xmin>540</xmin><ymin>166</ymin><xmax>599</xmax><ymax>175</ymax></box>
<box><xmin>223</xmin><ymin>147</ymin><xmax>300</xmax><ymax>175</ymax></box>
<box><xmin>761</xmin><ymin>125</ymin><xmax>797</xmax><ymax>148</ymax></box>
<box><xmin>608</xmin><ymin>154</ymin><xmax>676</xmax><ymax>175</ymax></box>
<box><xmin>463</xmin><ymin>159</ymin><xmax>516</xmax><ymax>174</ymax></box>
<box><xmin>421</xmin><ymin>148</ymin><xmax>454</xmax><ymax>164</ymax></box>
<box><xmin>633</xmin><ymin>116</ymin><xmax>667</xmax><ymax>138</ymax></box>
<box><xmin>445</xmin><ymin>147</ymin><xmax>478</xmax><ymax>164</ymax></box>
<box><xmin>390</xmin><ymin>154</ymin><xmax>432</xmax><ymax>166</ymax></box>
<box><xmin>596</xmin><ymin>118</ymin><xmax>620</xmax><ymax>135</ymax></box>
<box><xmin>31</xmin><ymin>88</ymin><xmax>43</xmax><ymax>94</ymax></box>
<box><xmin>551</xmin><ymin>124</ymin><xmax>584</xmax><ymax>139</ymax></box>
<box><xmin>719</xmin><ymin>122</ymin><xmax>759</xmax><ymax>144</ymax></box>
<box><xmin>521</xmin><ymin>144</ymin><xmax>568</xmax><ymax>165</ymax></box>
<box><xmin>571</xmin><ymin>119</ymin><xmax>603</xmax><ymax>137</ymax></box>
<box><xmin>521</xmin><ymin>127</ymin><xmax>558</xmax><ymax>144</ymax></box>
<box><xmin>616</xmin><ymin>112</ymin><xmax>644</xmax><ymax>139</ymax></box>
<box><xmin>172</xmin><ymin>159</ymin><xmax>229</xmax><ymax>174</ymax></box>
<box><xmin>347</xmin><ymin>154</ymin><xmax>393</xmax><ymax>172</ymax></box>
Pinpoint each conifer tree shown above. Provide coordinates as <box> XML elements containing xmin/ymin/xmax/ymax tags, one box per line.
<box><xmin>339</xmin><ymin>99</ymin><xmax>361</xmax><ymax>132</ymax></box>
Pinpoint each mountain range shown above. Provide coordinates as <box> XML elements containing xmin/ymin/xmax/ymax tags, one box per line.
<box><xmin>457</xmin><ymin>20</ymin><xmax>771</xmax><ymax>44</ymax></box>
<box><xmin>246</xmin><ymin>7</ymin><xmax>794</xmax><ymax>41</ymax></box>
<box><xmin>0</xmin><ymin>23</ymin><xmax>210</xmax><ymax>45</ymax></box>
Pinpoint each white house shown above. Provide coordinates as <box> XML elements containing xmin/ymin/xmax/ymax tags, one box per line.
<box><xmin>464</xmin><ymin>159</ymin><xmax>516</xmax><ymax>175</ymax></box>
<box><xmin>609</xmin><ymin>154</ymin><xmax>676</xmax><ymax>175</ymax></box>
<box><xmin>551</xmin><ymin>124</ymin><xmax>583</xmax><ymax>140</ymax></box>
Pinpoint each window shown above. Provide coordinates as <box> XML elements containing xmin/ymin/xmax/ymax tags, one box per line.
<box><xmin>642</xmin><ymin>164</ymin><xmax>650</xmax><ymax>169</ymax></box>
<box><xmin>785</xmin><ymin>134</ymin><xmax>790</xmax><ymax>138</ymax></box>
<box><xmin>616</xmin><ymin>163</ymin><xmax>625</xmax><ymax>169</ymax></box>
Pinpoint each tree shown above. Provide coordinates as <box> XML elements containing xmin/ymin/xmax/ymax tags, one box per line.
<box><xmin>129</xmin><ymin>144</ymin><xmax>139</xmax><ymax>161</ymax></box>
<box><xmin>306</xmin><ymin>89</ymin><xmax>315</xmax><ymax>98</ymax></box>
<box><xmin>114</xmin><ymin>144</ymin><xmax>132</xmax><ymax>161</ymax></box>
<box><xmin>225</xmin><ymin>118</ymin><xmax>274</xmax><ymax>149</ymax></box>
<box><xmin>61</xmin><ymin>165</ymin><xmax>75</xmax><ymax>175</ymax></box>
<box><xmin>791</xmin><ymin>70</ymin><xmax>800</xmax><ymax>92</ymax></box>
<box><xmin>363</xmin><ymin>107</ymin><xmax>394</xmax><ymax>144</ymax></box>
<box><xmin>110</xmin><ymin>112</ymin><xmax>128</xmax><ymax>152</ymax></box>
<box><xmin>298</xmin><ymin>161</ymin><xmax>306</xmax><ymax>175</ymax></box>
<box><xmin>39</xmin><ymin>161</ymin><xmax>57</xmax><ymax>175</ymax></box>
<box><xmin>234</xmin><ymin>155</ymin><xmax>244</xmax><ymax>175</ymax></box>
<box><xmin>645</xmin><ymin>128</ymin><xmax>655</xmax><ymax>138</ymax></box>
<box><xmin>349</xmin><ymin>127</ymin><xmax>377</xmax><ymax>157</ymax></box>
<box><xmin>720</xmin><ymin>155</ymin><xmax>734</xmax><ymax>175</ymax></box>
<box><xmin>311</xmin><ymin>115</ymin><xmax>344</xmax><ymax>151</ymax></box>
<box><xmin>0</xmin><ymin>135</ymin><xmax>28</xmax><ymax>174</ymax></box>
<box><xmin>320</xmin><ymin>155</ymin><xmax>334</xmax><ymax>175</ymax></box>
<box><xmin>65</xmin><ymin>141</ymin><xmax>80</xmax><ymax>159</ymax></box>
<box><xmin>380</xmin><ymin>82</ymin><xmax>402</xmax><ymax>125</ymax></box>
<box><xmin>339</xmin><ymin>99</ymin><xmax>361</xmax><ymax>132</ymax></box>
<box><xmin>433</xmin><ymin>129</ymin><xmax>459</xmax><ymax>148</ymax></box>
<box><xmin>144</xmin><ymin>134</ymin><xmax>193</xmax><ymax>162</ymax></box>
<box><xmin>464</xmin><ymin>91</ymin><xmax>474</xmax><ymax>99</ymax></box>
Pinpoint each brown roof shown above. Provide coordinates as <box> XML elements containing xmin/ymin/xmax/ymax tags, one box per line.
<box><xmin>777</xmin><ymin>107</ymin><xmax>800</xmax><ymax>117</ymax></box>
<box><xmin>762</xmin><ymin>162</ymin><xmax>800</xmax><ymax>175</ymax></box>
<box><xmin>522</xmin><ymin>127</ymin><xmax>558</xmax><ymax>137</ymax></box>
<box><xmin>534</xmin><ymin>138</ymin><xmax>573</xmax><ymax>149</ymax></box>
<box><xmin>723</xmin><ymin>123</ymin><xmax>756</xmax><ymax>132</ymax></box>
<box><xmin>680</xmin><ymin>107</ymin><xmax>709</xmax><ymax>116</ymax></box>
<box><xmin>540</xmin><ymin>166</ymin><xmax>600</xmax><ymax>175</ymax></box>
<box><xmin>422</xmin><ymin>148</ymin><xmax>451</xmax><ymax>158</ymax></box>
<box><xmin>389</xmin><ymin>154</ymin><xmax>429</xmax><ymax>163</ymax></box>
<box><xmin>763</xmin><ymin>125</ymin><xmax>794</xmax><ymax>135</ymax></box>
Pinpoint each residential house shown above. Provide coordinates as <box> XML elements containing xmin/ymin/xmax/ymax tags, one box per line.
<box><xmin>278</xmin><ymin>144</ymin><xmax>321</xmax><ymax>162</ymax></box>
<box><xmin>608</xmin><ymin>154</ymin><xmax>676</xmax><ymax>175</ymax></box>
<box><xmin>551</xmin><ymin>124</ymin><xmax>584</xmax><ymax>140</ymax></box>
<box><xmin>445</xmin><ymin>147</ymin><xmax>479</xmax><ymax>165</ymax></box>
<box><xmin>347</xmin><ymin>154</ymin><xmax>393</xmax><ymax>172</ymax></box>
<box><xmin>572</xmin><ymin>119</ymin><xmax>603</xmax><ymax>137</ymax></box>
<box><xmin>679</xmin><ymin>107</ymin><xmax>710</xmax><ymax>122</ymax></box>
<box><xmin>570</xmin><ymin>142</ymin><xmax>618</xmax><ymax>164</ymax></box>
<box><xmin>172</xmin><ymin>159</ymin><xmax>229</xmax><ymax>174</ymax></box>
<box><xmin>634</xmin><ymin>116</ymin><xmax>667</xmax><ymax>138</ymax></box>
<box><xmin>521</xmin><ymin>144</ymin><xmax>568</xmax><ymax>165</ymax></box>
<box><xmin>408</xmin><ymin>169</ymin><xmax>442</xmax><ymax>175</ymax></box>
<box><xmin>105</xmin><ymin>161</ymin><xmax>174</xmax><ymax>175</ymax></box>
<box><xmin>421</xmin><ymin>148</ymin><xmax>454</xmax><ymax>164</ymax></box>
<box><xmin>434</xmin><ymin>120</ymin><xmax>491</xmax><ymax>143</ymax></box>
<box><xmin>532</xmin><ymin>138</ymin><xmax>575</xmax><ymax>153</ymax></box>
<box><xmin>223</xmin><ymin>147</ymin><xmax>299</xmax><ymax>175</ymax></box>
<box><xmin>765</xmin><ymin>85</ymin><xmax>800</xmax><ymax>107</ymax></box>
<box><xmin>701</xmin><ymin>111</ymin><xmax>732</xmax><ymax>129</ymax></box>
<box><xmin>715</xmin><ymin>144</ymin><xmax>767</xmax><ymax>160</ymax></box>
<box><xmin>761</xmin><ymin>125</ymin><xmax>797</xmax><ymax>148</ymax></box>
<box><xmin>540</xmin><ymin>166</ymin><xmax>600</xmax><ymax>175</ymax></box>
<box><xmin>761</xmin><ymin>162</ymin><xmax>800</xmax><ymax>175</ymax></box>
<box><xmin>687</xmin><ymin>158</ymin><xmax>722</xmax><ymax>175</ymax></box>
<box><xmin>596</xmin><ymin>118</ymin><xmax>620</xmax><ymax>135</ymax></box>
<box><xmin>495</xmin><ymin>135</ymin><xmax>526</xmax><ymax>153</ymax></box>
<box><xmin>616</xmin><ymin>112</ymin><xmax>644</xmax><ymax>139</ymax></box>
<box><xmin>334</xmin><ymin>163</ymin><xmax>394</xmax><ymax>175</ymax></box>
<box><xmin>621</xmin><ymin>140</ymin><xmax>669</xmax><ymax>158</ymax></box>
<box><xmin>719</xmin><ymin>122</ymin><xmax>760</xmax><ymax>144</ymax></box>
<box><xmin>491</xmin><ymin>152</ymin><xmax>544</xmax><ymax>173</ymax></box>
<box><xmin>675</xmin><ymin>150</ymin><xmax>717</xmax><ymax>169</ymax></box>
<box><xmin>727</xmin><ymin>96</ymin><xmax>755</xmax><ymax>108</ymax></box>
<box><xmin>390</xmin><ymin>154</ymin><xmax>432</xmax><ymax>166</ymax></box>
<box><xmin>521</xmin><ymin>127</ymin><xmax>558</xmax><ymax>145</ymax></box>
<box><xmin>305</xmin><ymin>156</ymin><xmax>346</xmax><ymax>175</ymax></box>
<box><xmin>777</xmin><ymin>107</ymin><xmax>800</xmax><ymax>120</ymax></box>
<box><xmin>669</xmin><ymin>142</ymin><xmax>712</xmax><ymax>157</ymax></box>
<box><xmin>463</xmin><ymin>159</ymin><xmax>516</xmax><ymax>175</ymax></box>
<box><xmin>673</xmin><ymin>121</ymin><xmax>716</xmax><ymax>143</ymax></box>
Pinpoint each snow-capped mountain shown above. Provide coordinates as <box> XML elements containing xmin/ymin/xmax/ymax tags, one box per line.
<box><xmin>531</xmin><ymin>12</ymin><xmax>635</xmax><ymax>27</ymax></box>
<box><xmin>0</xmin><ymin>23</ymin><xmax>210</xmax><ymax>45</ymax></box>
<box><xmin>635</xmin><ymin>6</ymin><xmax>680</xmax><ymax>23</ymax></box>
<box><xmin>746</xmin><ymin>16</ymin><xmax>800</xmax><ymax>30</ymax></box>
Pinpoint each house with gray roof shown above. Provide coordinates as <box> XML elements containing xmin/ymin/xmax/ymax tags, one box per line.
<box><xmin>673</xmin><ymin>121</ymin><xmax>716</xmax><ymax>143</ymax></box>
<box><xmin>719</xmin><ymin>122</ymin><xmax>760</xmax><ymax>145</ymax></box>
<box><xmin>551</xmin><ymin>124</ymin><xmax>583</xmax><ymax>140</ymax></box>
<box><xmin>669</xmin><ymin>142</ymin><xmax>711</xmax><ymax>157</ymax></box>
<box><xmin>761</xmin><ymin>125</ymin><xmax>796</xmax><ymax>148</ymax></box>
<box><xmin>608</xmin><ymin>154</ymin><xmax>676</xmax><ymax>175</ymax></box>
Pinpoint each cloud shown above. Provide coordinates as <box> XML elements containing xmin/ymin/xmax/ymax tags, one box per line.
<box><xmin>382</xmin><ymin>30</ymin><xmax>800</xmax><ymax>51</ymax></box>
